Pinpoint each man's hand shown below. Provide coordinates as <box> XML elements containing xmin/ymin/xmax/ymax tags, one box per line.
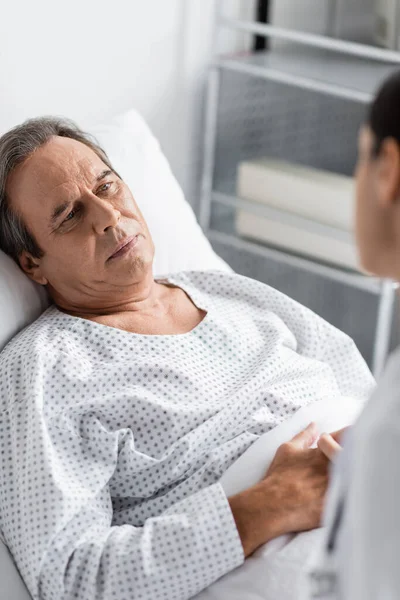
<box><xmin>228</xmin><ymin>422</ymin><xmax>331</xmax><ymax>557</ymax></box>
<box><xmin>317</xmin><ymin>426</ymin><xmax>349</xmax><ymax>461</ymax></box>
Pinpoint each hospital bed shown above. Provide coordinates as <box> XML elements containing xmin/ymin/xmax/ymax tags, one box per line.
<box><xmin>0</xmin><ymin>110</ymin><xmax>364</xmax><ymax>600</ymax></box>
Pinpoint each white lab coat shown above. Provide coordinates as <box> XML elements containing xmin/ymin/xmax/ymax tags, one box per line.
<box><xmin>310</xmin><ymin>345</ymin><xmax>400</xmax><ymax>599</ymax></box>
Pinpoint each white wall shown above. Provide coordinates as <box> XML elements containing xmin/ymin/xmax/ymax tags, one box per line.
<box><xmin>0</xmin><ymin>0</ymin><xmax>375</xmax><ymax>207</ymax></box>
<box><xmin>0</xmin><ymin>1</ymin><xmax>190</xmax><ymax>201</ymax></box>
<box><xmin>0</xmin><ymin>0</ymin><xmax>252</xmax><ymax>207</ymax></box>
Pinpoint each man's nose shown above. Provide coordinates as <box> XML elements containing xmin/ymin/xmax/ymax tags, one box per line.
<box><xmin>89</xmin><ymin>195</ymin><xmax>121</xmax><ymax>232</ymax></box>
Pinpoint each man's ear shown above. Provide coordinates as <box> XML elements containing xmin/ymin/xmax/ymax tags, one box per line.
<box><xmin>376</xmin><ymin>138</ymin><xmax>400</xmax><ymax>210</ymax></box>
<box><xmin>18</xmin><ymin>251</ymin><xmax>48</xmax><ymax>285</ymax></box>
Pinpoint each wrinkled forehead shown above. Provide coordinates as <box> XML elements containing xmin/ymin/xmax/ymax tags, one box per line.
<box><xmin>7</xmin><ymin>136</ymin><xmax>107</xmax><ymax>213</ymax></box>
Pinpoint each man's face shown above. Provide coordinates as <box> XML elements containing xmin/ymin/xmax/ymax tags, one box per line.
<box><xmin>355</xmin><ymin>125</ymin><xmax>400</xmax><ymax>279</ymax></box>
<box><xmin>7</xmin><ymin>136</ymin><xmax>155</xmax><ymax>310</ymax></box>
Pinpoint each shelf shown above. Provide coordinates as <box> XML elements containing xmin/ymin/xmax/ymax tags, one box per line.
<box><xmin>219</xmin><ymin>18</ymin><xmax>400</xmax><ymax>64</ymax></box>
<box><xmin>201</xmin><ymin>10</ymin><xmax>399</xmax><ymax>377</ymax></box>
<box><xmin>208</xmin><ymin>228</ymin><xmax>382</xmax><ymax>295</ymax></box>
<box><xmin>216</xmin><ymin>45</ymin><xmax>398</xmax><ymax>103</ymax></box>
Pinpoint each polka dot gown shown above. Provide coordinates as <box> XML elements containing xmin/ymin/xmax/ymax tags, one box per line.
<box><xmin>0</xmin><ymin>270</ymin><xmax>374</xmax><ymax>600</ymax></box>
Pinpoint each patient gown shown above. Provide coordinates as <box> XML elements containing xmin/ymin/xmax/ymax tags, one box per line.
<box><xmin>0</xmin><ymin>270</ymin><xmax>374</xmax><ymax>600</ymax></box>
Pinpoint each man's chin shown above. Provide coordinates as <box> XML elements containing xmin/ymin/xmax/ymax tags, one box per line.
<box><xmin>106</xmin><ymin>253</ymin><xmax>154</xmax><ymax>277</ymax></box>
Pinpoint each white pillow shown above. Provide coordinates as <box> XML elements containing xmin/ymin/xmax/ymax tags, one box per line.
<box><xmin>0</xmin><ymin>109</ymin><xmax>232</xmax><ymax>353</ymax></box>
<box><xmin>0</xmin><ymin>252</ymin><xmax>49</xmax><ymax>353</ymax></box>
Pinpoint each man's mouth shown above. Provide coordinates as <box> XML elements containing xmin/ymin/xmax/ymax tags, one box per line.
<box><xmin>107</xmin><ymin>235</ymin><xmax>140</xmax><ymax>260</ymax></box>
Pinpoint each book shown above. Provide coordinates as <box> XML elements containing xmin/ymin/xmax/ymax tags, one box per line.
<box><xmin>237</xmin><ymin>158</ymin><xmax>354</xmax><ymax>231</ymax></box>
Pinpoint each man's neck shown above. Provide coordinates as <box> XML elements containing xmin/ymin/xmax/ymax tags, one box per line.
<box><xmin>53</xmin><ymin>277</ymin><xmax>170</xmax><ymax>321</ymax></box>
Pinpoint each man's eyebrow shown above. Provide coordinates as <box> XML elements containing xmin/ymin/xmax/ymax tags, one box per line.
<box><xmin>49</xmin><ymin>169</ymin><xmax>114</xmax><ymax>227</ymax></box>
<box><xmin>95</xmin><ymin>169</ymin><xmax>113</xmax><ymax>182</ymax></box>
<box><xmin>49</xmin><ymin>201</ymin><xmax>70</xmax><ymax>227</ymax></box>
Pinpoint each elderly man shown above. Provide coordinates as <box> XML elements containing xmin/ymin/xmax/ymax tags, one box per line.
<box><xmin>0</xmin><ymin>117</ymin><xmax>373</xmax><ymax>600</ymax></box>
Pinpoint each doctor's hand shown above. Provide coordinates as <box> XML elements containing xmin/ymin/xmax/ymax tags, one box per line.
<box><xmin>228</xmin><ymin>422</ymin><xmax>330</xmax><ymax>557</ymax></box>
<box><xmin>317</xmin><ymin>426</ymin><xmax>349</xmax><ymax>461</ymax></box>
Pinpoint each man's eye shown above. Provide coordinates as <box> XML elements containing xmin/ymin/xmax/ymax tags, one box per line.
<box><xmin>63</xmin><ymin>209</ymin><xmax>78</xmax><ymax>223</ymax></box>
<box><xmin>64</xmin><ymin>210</ymin><xmax>75</xmax><ymax>223</ymax></box>
<box><xmin>97</xmin><ymin>182</ymin><xmax>112</xmax><ymax>193</ymax></box>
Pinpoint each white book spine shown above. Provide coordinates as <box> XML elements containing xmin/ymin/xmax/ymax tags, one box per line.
<box><xmin>235</xmin><ymin>212</ymin><xmax>359</xmax><ymax>271</ymax></box>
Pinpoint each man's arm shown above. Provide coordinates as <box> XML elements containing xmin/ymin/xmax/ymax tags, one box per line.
<box><xmin>39</xmin><ymin>479</ymin><xmax>245</xmax><ymax>600</ymax></box>
<box><xmin>37</xmin><ymin>423</ymin><xmax>330</xmax><ymax>598</ymax></box>
<box><xmin>3</xmin><ymin>400</ymin><xmax>330</xmax><ymax>600</ymax></box>
<box><xmin>255</xmin><ymin>280</ymin><xmax>375</xmax><ymax>402</ymax></box>
<box><xmin>2</xmin><ymin>407</ymin><xmax>245</xmax><ymax>600</ymax></box>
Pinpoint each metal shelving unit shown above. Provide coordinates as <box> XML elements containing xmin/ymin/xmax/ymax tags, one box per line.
<box><xmin>199</xmin><ymin>4</ymin><xmax>400</xmax><ymax>378</ymax></box>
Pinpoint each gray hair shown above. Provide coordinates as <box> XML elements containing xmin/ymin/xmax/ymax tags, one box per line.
<box><xmin>0</xmin><ymin>116</ymin><xmax>115</xmax><ymax>265</ymax></box>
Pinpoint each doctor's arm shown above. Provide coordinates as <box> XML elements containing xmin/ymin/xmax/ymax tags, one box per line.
<box><xmin>337</xmin><ymin>417</ymin><xmax>400</xmax><ymax>599</ymax></box>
